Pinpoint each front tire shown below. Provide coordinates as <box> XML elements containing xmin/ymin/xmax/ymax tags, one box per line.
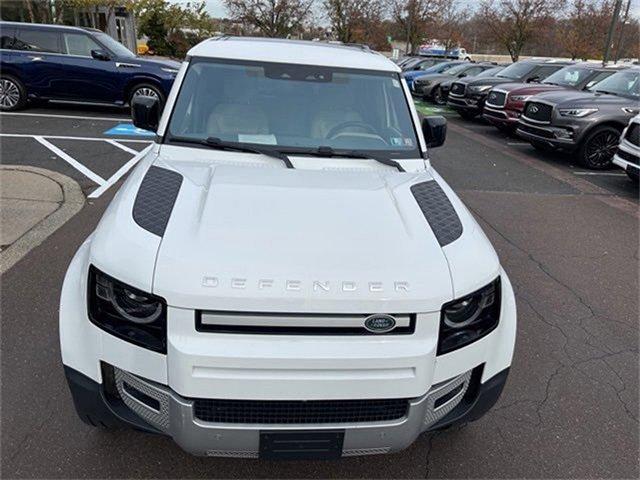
<box><xmin>626</xmin><ymin>168</ymin><xmax>639</xmax><ymax>183</ymax></box>
<box><xmin>433</xmin><ymin>86</ymin><xmax>446</xmax><ymax>106</ymax></box>
<box><xmin>578</xmin><ymin>126</ymin><xmax>621</xmax><ymax>170</ymax></box>
<box><xmin>0</xmin><ymin>75</ymin><xmax>27</xmax><ymax>111</ymax></box>
<box><xmin>129</xmin><ymin>83</ymin><xmax>165</xmax><ymax>108</ymax></box>
<box><xmin>458</xmin><ymin>110</ymin><xmax>477</xmax><ymax>120</ymax></box>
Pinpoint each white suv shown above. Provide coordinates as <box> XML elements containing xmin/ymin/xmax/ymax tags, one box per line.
<box><xmin>60</xmin><ymin>37</ymin><xmax>517</xmax><ymax>460</ymax></box>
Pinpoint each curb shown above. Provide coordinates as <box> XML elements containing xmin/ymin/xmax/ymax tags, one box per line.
<box><xmin>0</xmin><ymin>165</ymin><xmax>85</xmax><ymax>275</ymax></box>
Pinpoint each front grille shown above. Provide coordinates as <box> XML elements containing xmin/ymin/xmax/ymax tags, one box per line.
<box><xmin>450</xmin><ymin>82</ymin><xmax>466</xmax><ymax>96</ymax></box>
<box><xmin>625</xmin><ymin>123</ymin><xmax>639</xmax><ymax>147</ymax></box>
<box><xmin>196</xmin><ymin>311</ymin><xmax>416</xmax><ymax>335</ymax></box>
<box><xmin>486</xmin><ymin>90</ymin><xmax>506</xmax><ymax>107</ymax></box>
<box><xmin>616</xmin><ymin>148</ymin><xmax>639</xmax><ymax>166</ymax></box>
<box><xmin>193</xmin><ymin>398</ymin><xmax>410</xmax><ymax>424</ymax></box>
<box><xmin>523</xmin><ymin>101</ymin><xmax>552</xmax><ymax>123</ymax></box>
<box><xmin>518</xmin><ymin>123</ymin><xmax>554</xmax><ymax>139</ymax></box>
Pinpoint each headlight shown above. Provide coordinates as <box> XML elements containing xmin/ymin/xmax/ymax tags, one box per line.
<box><xmin>161</xmin><ymin>67</ymin><xmax>179</xmax><ymax>75</ymax></box>
<box><xmin>88</xmin><ymin>266</ymin><xmax>167</xmax><ymax>353</ymax></box>
<box><xmin>558</xmin><ymin>108</ymin><xmax>598</xmax><ymax>118</ymax></box>
<box><xmin>438</xmin><ymin>278</ymin><xmax>501</xmax><ymax>355</ymax></box>
<box><xmin>510</xmin><ymin>95</ymin><xmax>531</xmax><ymax>102</ymax></box>
<box><xmin>469</xmin><ymin>85</ymin><xmax>493</xmax><ymax>94</ymax></box>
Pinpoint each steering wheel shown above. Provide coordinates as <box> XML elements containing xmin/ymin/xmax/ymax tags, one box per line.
<box><xmin>326</xmin><ymin>121</ymin><xmax>381</xmax><ymax>140</ymax></box>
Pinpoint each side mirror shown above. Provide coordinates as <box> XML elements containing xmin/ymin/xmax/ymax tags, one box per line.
<box><xmin>526</xmin><ymin>75</ymin><xmax>540</xmax><ymax>83</ymax></box>
<box><xmin>91</xmin><ymin>49</ymin><xmax>111</xmax><ymax>61</ymax></box>
<box><xmin>131</xmin><ymin>95</ymin><xmax>160</xmax><ymax>133</ymax></box>
<box><xmin>422</xmin><ymin>116</ymin><xmax>447</xmax><ymax>148</ymax></box>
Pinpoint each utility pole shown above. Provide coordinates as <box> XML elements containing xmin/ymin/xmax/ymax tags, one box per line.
<box><xmin>602</xmin><ymin>0</ymin><xmax>623</xmax><ymax>66</ymax></box>
<box><xmin>613</xmin><ymin>0</ymin><xmax>632</xmax><ymax>63</ymax></box>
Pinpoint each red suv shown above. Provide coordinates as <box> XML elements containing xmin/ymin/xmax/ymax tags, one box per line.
<box><xmin>483</xmin><ymin>64</ymin><xmax>624</xmax><ymax>132</ymax></box>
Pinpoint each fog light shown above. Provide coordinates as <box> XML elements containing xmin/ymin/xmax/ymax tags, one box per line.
<box><xmin>552</xmin><ymin>128</ymin><xmax>573</xmax><ymax>139</ymax></box>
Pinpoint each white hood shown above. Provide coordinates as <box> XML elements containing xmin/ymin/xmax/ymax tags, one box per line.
<box><xmin>151</xmin><ymin>157</ymin><xmax>455</xmax><ymax>313</ymax></box>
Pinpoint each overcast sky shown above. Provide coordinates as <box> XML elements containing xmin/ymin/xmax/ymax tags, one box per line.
<box><xmin>169</xmin><ymin>0</ymin><xmax>639</xmax><ymax>20</ymax></box>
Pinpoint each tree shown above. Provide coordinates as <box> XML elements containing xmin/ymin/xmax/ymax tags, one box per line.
<box><xmin>478</xmin><ymin>0</ymin><xmax>565</xmax><ymax>61</ymax></box>
<box><xmin>562</xmin><ymin>0</ymin><xmax>615</xmax><ymax>60</ymax></box>
<box><xmin>388</xmin><ymin>0</ymin><xmax>444</xmax><ymax>54</ymax></box>
<box><xmin>224</xmin><ymin>0</ymin><xmax>314</xmax><ymax>38</ymax></box>
<box><xmin>131</xmin><ymin>0</ymin><xmax>215</xmax><ymax>57</ymax></box>
<box><xmin>431</xmin><ymin>0</ymin><xmax>467</xmax><ymax>51</ymax></box>
<box><xmin>323</xmin><ymin>0</ymin><xmax>387</xmax><ymax>48</ymax></box>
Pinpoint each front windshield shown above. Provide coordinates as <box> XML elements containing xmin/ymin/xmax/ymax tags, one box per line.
<box><xmin>478</xmin><ymin>67</ymin><xmax>504</xmax><ymax>77</ymax></box>
<box><xmin>167</xmin><ymin>59</ymin><xmax>421</xmax><ymax>158</ymax></box>
<box><xmin>496</xmin><ymin>62</ymin><xmax>533</xmax><ymax>79</ymax></box>
<box><xmin>588</xmin><ymin>70</ymin><xmax>639</xmax><ymax>98</ymax></box>
<box><xmin>94</xmin><ymin>32</ymin><xmax>135</xmax><ymax>58</ymax></box>
<box><xmin>420</xmin><ymin>62</ymin><xmax>460</xmax><ymax>74</ymax></box>
<box><xmin>544</xmin><ymin>66</ymin><xmax>593</xmax><ymax>87</ymax></box>
<box><xmin>444</xmin><ymin>64</ymin><xmax>470</xmax><ymax>76</ymax></box>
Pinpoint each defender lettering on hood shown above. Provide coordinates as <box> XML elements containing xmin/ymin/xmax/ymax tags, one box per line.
<box><xmin>202</xmin><ymin>277</ymin><xmax>410</xmax><ymax>293</ymax></box>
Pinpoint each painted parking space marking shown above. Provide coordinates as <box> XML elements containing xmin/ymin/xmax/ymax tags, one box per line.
<box><xmin>34</xmin><ymin>136</ymin><xmax>107</xmax><ymax>186</ymax></box>
<box><xmin>88</xmin><ymin>145</ymin><xmax>153</xmax><ymax>199</ymax></box>
<box><xmin>0</xmin><ymin>112</ymin><xmax>130</xmax><ymax>122</ymax></box>
<box><xmin>573</xmin><ymin>171</ymin><xmax>627</xmax><ymax>177</ymax></box>
<box><xmin>0</xmin><ymin>133</ymin><xmax>150</xmax><ymax>143</ymax></box>
<box><xmin>106</xmin><ymin>139</ymin><xmax>141</xmax><ymax>155</ymax></box>
<box><xmin>104</xmin><ymin>123</ymin><xmax>155</xmax><ymax>137</ymax></box>
<box><xmin>2</xmin><ymin>133</ymin><xmax>151</xmax><ymax>197</ymax></box>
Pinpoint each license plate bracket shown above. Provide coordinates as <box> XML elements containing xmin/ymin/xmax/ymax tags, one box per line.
<box><xmin>259</xmin><ymin>430</ymin><xmax>344</xmax><ymax>460</ymax></box>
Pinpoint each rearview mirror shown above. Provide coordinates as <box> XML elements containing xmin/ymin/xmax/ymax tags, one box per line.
<box><xmin>131</xmin><ymin>95</ymin><xmax>160</xmax><ymax>133</ymax></box>
<box><xmin>458</xmin><ymin>72</ymin><xmax>467</xmax><ymax>78</ymax></box>
<box><xmin>422</xmin><ymin>116</ymin><xmax>447</xmax><ymax>148</ymax></box>
<box><xmin>91</xmin><ymin>49</ymin><xmax>111</xmax><ymax>61</ymax></box>
<box><xmin>526</xmin><ymin>75</ymin><xmax>540</xmax><ymax>83</ymax></box>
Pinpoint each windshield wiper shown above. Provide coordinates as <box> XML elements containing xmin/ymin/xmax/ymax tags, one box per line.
<box><xmin>171</xmin><ymin>136</ymin><xmax>294</xmax><ymax>169</ymax></box>
<box><xmin>591</xmin><ymin>89</ymin><xmax>619</xmax><ymax>97</ymax></box>
<box><xmin>282</xmin><ymin>146</ymin><xmax>406</xmax><ymax>172</ymax></box>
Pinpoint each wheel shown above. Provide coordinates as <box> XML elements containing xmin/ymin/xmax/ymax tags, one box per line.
<box><xmin>458</xmin><ymin>110</ymin><xmax>477</xmax><ymax>120</ymax></box>
<box><xmin>531</xmin><ymin>140</ymin><xmax>556</xmax><ymax>153</ymax></box>
<box><xmin>129</xmin><ymin>83</ymin><xmax>165</xmax><ymax>108</ymax></box>
<box><xmin>626</xmin><ymin>168</ymin><xmax>639</xmax><ymax>183</ymax></box>
<box><xmin>0</xmin><ymin>75</ymin><xmax>27</xmax><ymax>111</ymax></box>
<box><xmin>433</xmin><ymin>86</ymin><xmax>446</xmax><ymax>106</ymax></box>
<box><xmin>578</xmin><ymin>126</ymin><xmax>621</xmax><ymax>170</ymax></box>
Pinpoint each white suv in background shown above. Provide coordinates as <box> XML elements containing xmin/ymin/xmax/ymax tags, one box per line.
<box><xmin>60</xmin><ymin>37</ymin><xmax>517</xmax><ymax>460</ymax></box>
<box><xmin>613</xmin><ymin>115</ymin><xmax>640</xmax><ymax>182</ymax></box>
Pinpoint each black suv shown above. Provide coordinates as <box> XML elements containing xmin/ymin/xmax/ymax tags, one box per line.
<box><xmin>447</xmin><ymin>60</ymin><xmax>573</xmax><ymax>119</ymax></box>
<box><xmin>517</xmin><ymin>68</ymin><xmax>640</xmax><ymax>169</ymax></box>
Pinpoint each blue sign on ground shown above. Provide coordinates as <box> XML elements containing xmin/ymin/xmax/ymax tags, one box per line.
<box><xmin>104</xmin><ymin>123</ymin><xmax>155</xmax><ymax>137</ymax></box>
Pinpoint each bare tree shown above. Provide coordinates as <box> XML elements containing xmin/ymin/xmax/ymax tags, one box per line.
<box><xmin>562</xmin><ymin>0</ymin><xmax>615</xmax><ymax>60</ymax></box>
<box><xmin>431</xmin><ymin>0</ymin><xmax>467</xmax><ymax>51</ymax></box>
<box><xmin>389</xmin><ymin>0</ymin><xmax>444</xmax><ymax>54</ymax></box>
<box><xmin>224</xmin><ymin>0</ymin><xmax>314</xmax><ymax>38</ymax></box>
<box><xmin>479</xmin><ymin>0</ymin><xmax>565</xmax><ymax>61</ymax></box>
<box><xmin>324</xmin><ymin>0</ymin><xmax>386</xmax><ymax>46</ymax></box>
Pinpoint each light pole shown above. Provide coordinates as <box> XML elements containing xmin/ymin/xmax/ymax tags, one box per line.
<box><xmin>602</xmin><ymin>0</ymin><xmax>623</xmax><ymax>66</ymax></box>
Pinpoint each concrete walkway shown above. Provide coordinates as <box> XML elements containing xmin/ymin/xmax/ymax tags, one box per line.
<box><xmin>0</xmin><ymin>165</ymin><xmax>84</xmax><ymax>274</ymax></box>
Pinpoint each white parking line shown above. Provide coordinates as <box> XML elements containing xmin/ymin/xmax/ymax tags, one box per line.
<box><xmin>0</xmin><ymin>133</ymin><xmax>151</xmax><ymax>143</ymax></box>
<box><xmin>507</xmin><ymin>142</ymin><xmax>530</xmax><ymax>146</ymax></box>
<box><xmin>0</xmin><ymin>112</ymin><xmax>130</xmax><ymax>122</ymax></box>
<box><xmin>573</xmin><ymin>171</ymin><xmax>626</xmax><ymax>177</ymax></box>
<box><xmin>34</xmin><ymin>136</ymin><xmax>107</xmax><ymax>185</ymax></box>
<box><xmin>88</xmin><ymin>145</ymin><xmax>152</xmax><ymax>199</ymax></box>
<box><xmin>106</xmin><ymin>139</ymin><xmax>142</xmax><ymax>155</ymax></box>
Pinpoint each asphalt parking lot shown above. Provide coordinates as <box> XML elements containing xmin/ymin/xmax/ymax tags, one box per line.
<box><xmin>1</xmin><ymin>103</ymin><xmax>638</xmax><ymax>478</ymax></box>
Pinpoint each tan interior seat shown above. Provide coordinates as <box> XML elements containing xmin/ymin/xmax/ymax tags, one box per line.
<box><xmin>206</xmin><ymin>104</ymin><xmax>269</xmax><ymax>136</ymax></box>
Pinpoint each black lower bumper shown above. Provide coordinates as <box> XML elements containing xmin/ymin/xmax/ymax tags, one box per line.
<box><xmin>64</xmin><ymin>365</ymin><xmax>159</xmax><ymax>433</ymax></box>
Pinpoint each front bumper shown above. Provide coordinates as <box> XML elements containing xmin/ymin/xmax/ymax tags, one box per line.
<box><xmin>613</xmin><ymin>143</ymin><xmax>640</xmax><ymax>176</ymax></box>
<box><xmin>447</xmin><ymin>94</ymin><xmax>484</xmax><ymax>115</ymax></box>
<box><xmin>483</xmin><ymin>106</ymin><xmax>521</xmax><ymax>129</ymax></box>
<box><xmin>65</xmin><ymin>363</ymin><xmax>509</xmax><ymax>458</ymax></box>
<box><xmin>516</xmin><ymin>117</ymin><xmax>588</xmax><ymax>151</ymax></box>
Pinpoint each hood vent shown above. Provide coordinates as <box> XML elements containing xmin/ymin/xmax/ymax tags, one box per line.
<box><xmin>410</xmin><ymin>181</ymin><xmax>463</xmax><ymax>247</ymax></box>
<box><xmin>133</xmin><ymin>166</ymin><xmax>183</xmax><ymax>237</ymax></box>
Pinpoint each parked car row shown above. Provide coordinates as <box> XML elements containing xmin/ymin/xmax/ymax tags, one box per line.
<box><xmin>0</xmin><ymin>21</ymin><xmax>180</xmax><ymax>111</ymax></box>
<box><xmin>410</xmin><ymin>56</ymin><xmax>638</xmax><ymax>181</ymax></box>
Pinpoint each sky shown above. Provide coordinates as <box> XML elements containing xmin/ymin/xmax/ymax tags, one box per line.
<box><xmin>170</xmin><ymin>0</ymin><xmax>639</xmax><ymax>21</ymax></box>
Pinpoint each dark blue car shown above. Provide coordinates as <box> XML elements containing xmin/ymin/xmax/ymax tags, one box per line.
<box><xmin>0</xmin><ymin>21</ymin><xmax>180</xmax><ymax>111</ymax></box>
